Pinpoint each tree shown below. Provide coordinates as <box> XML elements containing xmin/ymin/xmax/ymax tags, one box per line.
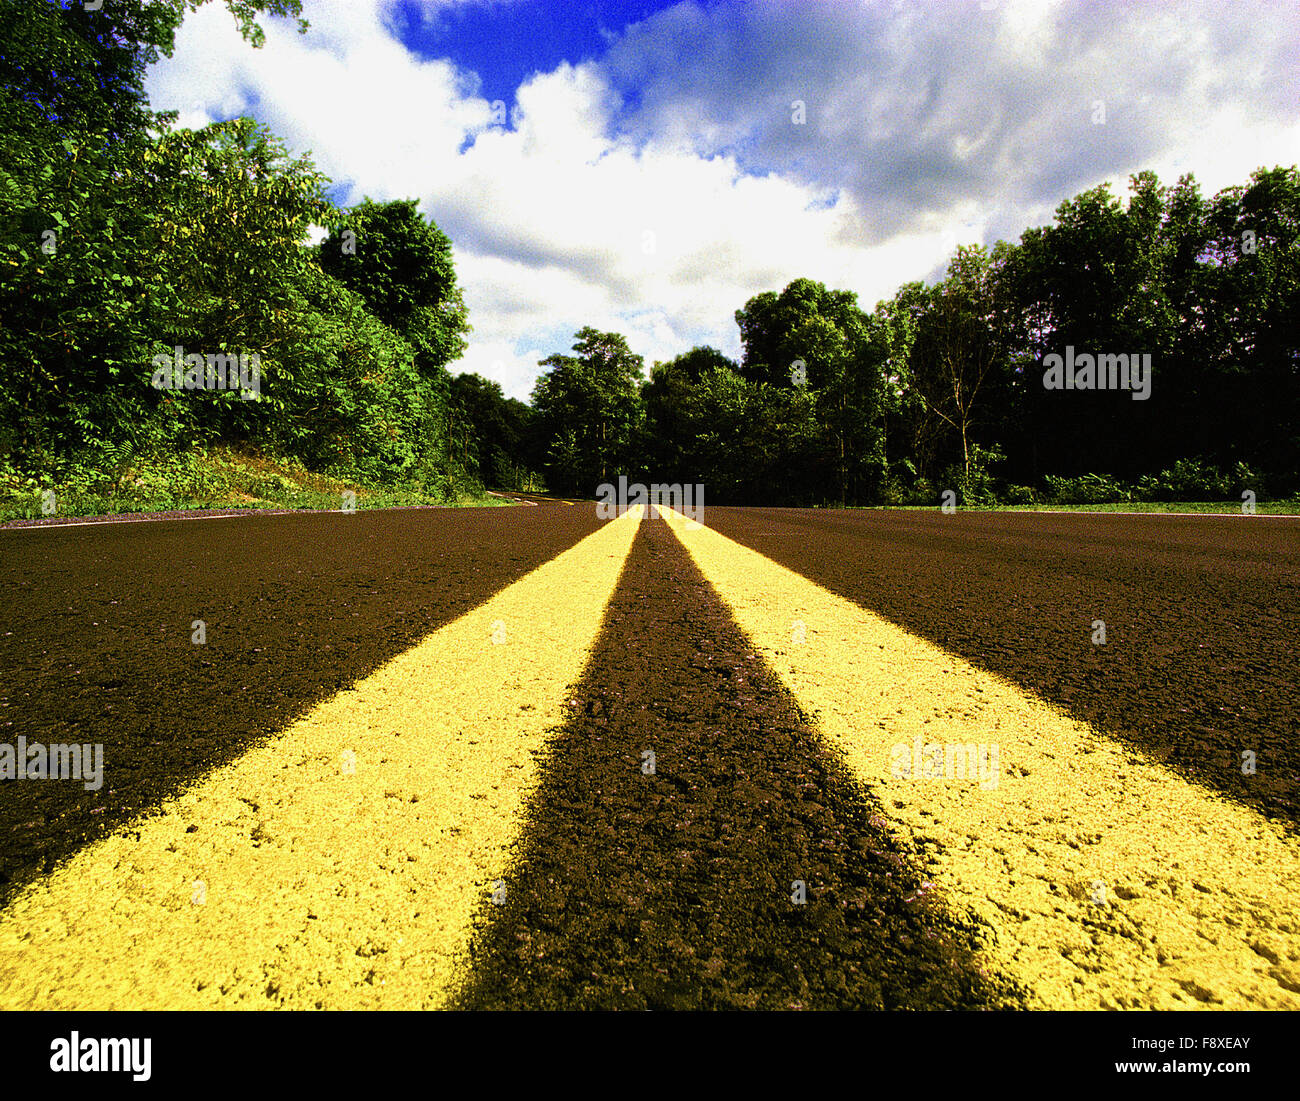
<box><xmin>997</xmin><ymin>176</ymin><xmax>1181</xmax><ymax>480</ymax></box>
<box><xmin>735</xmin><ymin>278</ymin><xmax>887</xmax><ymax>504</ymax></box>
<box><xmin>0</xmin><ymin>115</ymin><xmax>334</xmax><ymax>462</ymax></box>
<box><xmin>0</xmin><ymin>0</ymin><xmax>491</xmax><ymax>502</ymax></box>
<box><xmin>900</xmin><ymin>245</ymin><xmax>1005</xmax><ymax>490</ymax></box>
<box><xmin>319</xmin><ymin>199</ymin><xmax>469</xmax><ymax>376</ymax></box>
<box><xmin>450</xmin><ymin>372</ymin><xmax>536</xmax><ymax>490</ymax></box>
<box><xmin>529</xmin><ymin>328</ymin><xmax>644</xmax><ymax>494</ymax></box>
<box><xmin>0</xmin><ymin>0</ymin><xmax>313</xmax><ymax>465</ymax></box>
<box><xmin>735</xmin><ymin>277</ymin><xmax>861</xmax><ymax>389</ymax></box>
<box><xmin>1198</xmin><ymin>168</ymin><xmax>1300</xmax><ymax>484</ymax></box>
<box><xmin>0</xmin><ymin>1</ymin><xmax>306</xmax><ymax>147</ymax></box>
<box><xmin>640</xmin><ymin>346</ymin><xmax>737</xmax><ymax>481</ymax></box>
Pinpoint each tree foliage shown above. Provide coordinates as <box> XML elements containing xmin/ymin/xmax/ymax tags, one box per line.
<box><xmin>529</xmin><ymin>328</ymin><xmax>644</xmax><ymax>494</ymax></box>
<box><xmin>0</xmin><ymin>0</ymin><xmax>492</xmax><ymax>498</ymax></box>
<box><xmin>527</xmin><ymin>167</ymin><xmax>1298</xmax><ymax>506</ymax></box>
<box><xmin>319</xmin><ymin>199</ymin><xmax>469</xmax><ymax>377</ymax></box>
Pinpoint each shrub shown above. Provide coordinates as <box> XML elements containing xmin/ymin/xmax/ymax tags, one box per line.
<box><xmin>1135</xmin><ymin>458</ymin><xmax>1247</xmax><ymax>502</ymax></box>
<box><xmin>1002</xmin><ymin>483</ymin><xmax>1038</xmax><ymax>505</ymax></box>
<box><xmin>939</xmin><ymin>444</ymin><xmax>1004</xmax><ymax>507</ymax></box>
<box><xmin>1043</xmin><ymin>472</ymin><xmax>1130</xmax><ymax>504</ymax></box>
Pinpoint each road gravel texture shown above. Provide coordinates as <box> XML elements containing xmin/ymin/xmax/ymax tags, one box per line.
<box><xmin>454</xmin><ymin>518</ymin><xmax>1022</xmax><ymax>1009</ymax></box>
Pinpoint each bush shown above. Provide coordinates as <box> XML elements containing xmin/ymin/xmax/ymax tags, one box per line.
<box><xmin>941</xmin><ymin>443</ymin><xmax>1004</xmax><ymax>507</ymax></box>
<box><xmin>1230</xmin><ymin>461</ymin><xmax>1264</xmax><ymax>497</ymax></box>
<box><xmin>1043</xmin><ymin>472</ymin><xmax>1130</xmax><ymax>504</ymax></box>
<box><xmin>1002</xmin><ymin>483</ymin><xmax>1038</xmax><ymax>505</ymax></box>
<box><xmin>1135</xmin><ymin>458</ymin><xmax>1245</xmax><ymax>502</ymax></box>
<box><xmin>879</xmin><ymin>459</ymin><xmax>937</xmax><ymax>505</ymax></box>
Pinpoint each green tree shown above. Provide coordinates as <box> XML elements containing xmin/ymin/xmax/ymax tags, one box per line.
<box><xmin>1199</xmin><ymin>167</ymin><xmax>1300</xmax><ymax>485</ymax></box>
<box><xmin>0</xmin><ymin>1</ymin><xmax>306</xmax><ymax>146</ymax></box>
<box><xmin>0</xmin><ymin>0</ymin><xmax>312</xmax><ymax>466</ymax></box>
<box><xmin>319</xmin><ymin>199</ymin><xmax>469</xmax><ymax>377</ymax></box>
<box><xmin>899</xmin><ymin>245</ymin><xmax>1006</xmax><ymax>491</ymax></box>
<box><xmin>450</xmin><ymin>372</ymin><xmax>536</xmax><ymax>490</ymax></box>
<box><xmin>735</xmin><ymin>278</ymin><xmax>887</xmax><ymax>504</ymax></box>
<box><xmin>640</xmin><ymin>346</ymin><xmax>737</xmax><ymax>481</ymax></box>
<box><xmin>530</xmin><ymin>328</ymin><xmax>644</xmax><ymax>494</ymax></box>
<box><xmin>0</xmin><ymin>116</ymin><xmax>333</xmax><ymax>462</ymax></box>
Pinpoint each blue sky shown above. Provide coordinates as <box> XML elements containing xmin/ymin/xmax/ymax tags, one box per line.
<box><xmin>387</xmin><ymin>0</ymin><xmax>690</xmax><ymax>111</ymax></box>
<box><xmin>145</xmin><ymin>0</ymin><xmax>1300</xmax><ymax>401</ymax></box>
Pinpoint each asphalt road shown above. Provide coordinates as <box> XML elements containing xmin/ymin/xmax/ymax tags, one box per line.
<box><xmin>1</xmin><ymin>503</ymin><xmax>1297</xmax><ymax>1009</ymax></box>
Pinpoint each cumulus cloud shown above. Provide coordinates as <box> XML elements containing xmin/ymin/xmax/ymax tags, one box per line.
<box><xmin>145</xmin><ymin>0</ymin><xmax>1300</xmax><ymax>400</ymax></box>
<box><xmin>606</xmin><ymin>0</ymin><xmax>1300</xmax><ymax>240</ymax></box>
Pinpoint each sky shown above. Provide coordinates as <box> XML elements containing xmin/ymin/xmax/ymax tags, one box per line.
<box><xmin>144</xmin><ymin>0</ymin><xmax>1300</xmax><ymax>401</ymax></box>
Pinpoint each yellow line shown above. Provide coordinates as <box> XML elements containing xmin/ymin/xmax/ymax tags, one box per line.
<box><xmin>659</xmin><ymin>507</ymin><xmax>1300</xmax><ymax>1010</ymax></box>
<box><xmin>0</xmin><ymin>507</ymin><xmax>642</xmax><ymax>1010</ymax></box>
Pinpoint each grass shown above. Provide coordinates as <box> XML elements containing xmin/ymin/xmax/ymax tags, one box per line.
<box><xmin>985</xmin><ymin>500</ymin><xmax>1300</xmax><ymax>514</ymax></box>
<box><xmin>0</xmin><ymin>446</ymin><xmax>516</xmax><ymax>522</ymax></box>
<box><xmin>854</xmin><ymin>501</ymin><xmax>1300</xmax><ymax>515</ymax></box>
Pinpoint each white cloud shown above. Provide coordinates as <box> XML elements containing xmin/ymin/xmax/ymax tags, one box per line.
<box><xmin>146</xmin><ymin>0</ymin><xmax>1300</xmax><ymax>401</ymax></box>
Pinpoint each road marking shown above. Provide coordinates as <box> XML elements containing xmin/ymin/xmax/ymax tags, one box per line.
<box><xmin>0</xmin><ymin>507</ymin><xmax>644</xmax><ymax>1010</ymax></box>
<box><xmin>660</xmin><ymin>507</ymin><xmax>1300</xmax><ymax>1009</ymax></box>
<box><xmin>1</xmin><ymin>513</ymin><xmax>256</xmax><ymax>531</ymax></box>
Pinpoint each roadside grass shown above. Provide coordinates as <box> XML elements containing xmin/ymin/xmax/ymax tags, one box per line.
<box><xmin>853</xmin><ymin>500</ymin><xmax>1300</xmax><ymax>515</ymax></box>
<box><xmin>0</xmin><ymin>447</ymin><xmax>514</xmax><ymax>522</ymax></box>
<box><xmin>990</xmin><ymin>500</ymin><xmax>1300</xmax><ymax>514</ymax></box>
